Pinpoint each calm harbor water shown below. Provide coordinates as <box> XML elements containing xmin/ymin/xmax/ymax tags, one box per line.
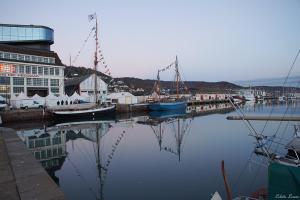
<box><xmin>8</xmin><ymin>101</ymin><xmax>300</xmax><ymax>199</ymax></box>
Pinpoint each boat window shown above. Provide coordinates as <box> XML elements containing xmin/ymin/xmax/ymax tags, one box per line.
<box><xmin>57</xmin><ymin>101</ymin><xmax>60</xmax><ymax>105</ymax></box>
<box><xmin>65</xmin><ymin>101</ymin><xmax>68</xmax><ymax>105</ymax></box>
<box><xmin>61</xmin><ymin>100</ymin><xmax>64</xmax><ymax>105</ymax></box>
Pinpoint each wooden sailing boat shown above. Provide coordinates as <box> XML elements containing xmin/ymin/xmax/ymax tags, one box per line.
<box><xmin>52</xmin><ymin>14</ymin><xmax>115</xmax><ymax>118</ymax></box>
<box><xmin>148</xmin><ymin>56</ymin><xmax>187</xmax><ymax>111</ymax></box>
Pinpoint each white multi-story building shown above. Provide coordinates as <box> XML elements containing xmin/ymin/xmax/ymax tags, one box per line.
<box><xmin>0</xmin><ymin>24</ymin><xmax>65</xmax><ymax>99</ymax></box>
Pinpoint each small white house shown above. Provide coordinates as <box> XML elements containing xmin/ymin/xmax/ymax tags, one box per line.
<box><xmin>107</xmin><ymin>92</ymin><xmax>138</xmax><ymax>104</ymax></box>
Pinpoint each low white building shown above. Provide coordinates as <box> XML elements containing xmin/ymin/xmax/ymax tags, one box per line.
<box><xmin>65</xmin><ymin>74</ymin><xmax>108</xmax><ymax>103</ymax></box>
<box><xmin>107</xmin><ymin>92</ymin><xmax>138</xmax><ymax>104</ymax></box>
<box><xmin>194</xmin><ymin>93</ymin><xmax>228</xmax><ymax>101</ymax></box>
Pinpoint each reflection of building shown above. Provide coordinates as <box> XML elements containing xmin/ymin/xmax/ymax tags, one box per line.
<box><xmin>0</xmin><ymin>24</ymin><xmax>65</xmax><ymax>98</ymax></box>
<box><xmin>186</xmin><ymin>103</ymin><xmax>233</xmax><ymax>114</ymax></box>
<box><xmin>17</xmin><ymin>128</ymin><xmax>67</xmax><ymax>170</ymax></box>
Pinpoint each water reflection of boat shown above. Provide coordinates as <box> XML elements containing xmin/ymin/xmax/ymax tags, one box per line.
<box><xmin>149</xmin><ymin>108</ymin><xmax>186</xmax><ymax>119</ymax></box>
<box><xmin>147</xmin><ymin>112</ymin><xmax>193</xmax><ymax>162</ymax></box>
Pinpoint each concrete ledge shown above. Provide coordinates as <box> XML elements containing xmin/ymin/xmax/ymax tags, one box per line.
<box><xmin>0</xmin><ymin>109</ymin><xmax>53</xmax><ymax>124</ymax></box>
<box><xmin>0</xmin><ymin>128</ymin><xmax>66</xmax><ymax>200</ymax></box>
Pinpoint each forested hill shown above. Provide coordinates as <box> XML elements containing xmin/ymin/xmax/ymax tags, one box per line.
<box><xmin>64</xmin><ymin>66</ymin><xmax>300</xmax><ymax>94</ymax></box>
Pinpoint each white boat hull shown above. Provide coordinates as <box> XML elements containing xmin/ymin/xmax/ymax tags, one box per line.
<box><xmin>52</xmin><ymin>105</ymin><xmax>115</xmax><ymax>118</ymax></box>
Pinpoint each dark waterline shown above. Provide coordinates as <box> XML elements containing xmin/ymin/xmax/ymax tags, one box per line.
<box><xmin>9</xmin><ymin>101</ymin><xmax>300</xmax><ymax>199</ymax></box>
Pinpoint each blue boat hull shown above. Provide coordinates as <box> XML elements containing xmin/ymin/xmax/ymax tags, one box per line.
<box><xmin>148</xmin><ymin>101</ymin><xmax>187</xmax><ymax>111</ymax></box>
<box><xmin>149</xmin><ymin>109</ymin><xmax>186</xmax><ymax>119</ymax></box>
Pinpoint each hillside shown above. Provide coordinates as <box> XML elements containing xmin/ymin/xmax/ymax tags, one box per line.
<box><xmin>64</xmin><ymin>66</ymin><xmax>300</xmax><ymax>95</ymax></box>
<box><xmin>114</xmin><ymin>77</ymin><xmax>243</xmax><ymax>94</ymax></box>
<box><xmin>64</xmin><ymin>66</ymin><xmax>110</xmax><ymax>80</ymax></box>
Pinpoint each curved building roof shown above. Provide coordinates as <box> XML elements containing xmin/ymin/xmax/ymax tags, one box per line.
<box><xmin>0</xmin><ymin>24</ymin><xmax>54</xmax><ymax>45</ymax></box>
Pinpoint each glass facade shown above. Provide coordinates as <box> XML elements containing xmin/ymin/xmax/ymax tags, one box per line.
<box><xmin>0</xmin><ymin>24</ymin><xmax>54</xmax><ymax>43</ymax></box>
<box><xmin>0</xmin><ymin>51</ymin><xmax>55</xmax><ymax>64</ymax></box>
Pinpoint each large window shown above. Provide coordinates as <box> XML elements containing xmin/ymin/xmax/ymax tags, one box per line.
<box><xmin>38</xmin><ymin>66</ymin><xmax>43</xmax><ymax>75</ymax></box>
<box><xmin>4</xmin><ymin>53</ymin><xmax>10</xmax><ymax>59</ymax></box>
<box><xmin>25</xmin><ymin>55</ymin><xmax>30</xmax><ymax>61</ymax></box>
<box><xmin>50</xmin><ymin>68</ymin><xmax>54</xmax><ymax>75</ymax></box>
<box><xmin>13</xmin><ymin>87</ymin><xmax>24</xmax><ymax>93</ymax></box>
<box><xmin>51</xmin><ymin>87</ymin><xmax>59</xmax><ymax>93</ymax></box>
<box><xmin>19</xmin><ymin>65</ymin><xmax>24</xmax><ymax>73</ymax></box>
<box><xmin>55</xmin><ymin>68</ymin><xmax>59</xmax><ymax>76</ymax></box>
<box><xmin>0</xmin><ymin>86</ymin><xmax>10</xmax><ymax>93</ymax></box>
<box><xmin>0</xmin><ymin>77</ymin><xmax>10</xmax><ymax>84</ymax></box>
<box><xmin>50</xmin><ymin>79</ymin><xmax>59</xmax><ymax>86</ymax></box>
<box><xmin>44</xmin><ymin>67</ymin><xmax>48</xmax><ymax>75</ymax></box>
<box><xmin>25</xmin><ymin>66</ymin><xmax>31</xmax><ymax>74</ymax></box>
<box><xmin>27</xmin><ymin>78</ymin><xmax>48</xmax><ymax>86</ymax></box>
<box><xmin>31</xmin><ymin>56</ymin><xmax>37</xmax><ymax>62</ymax></box>
<box><xmin>50</xmin><ymin>58</ymin><xmax>55</xmax><ymax>64</ymax></box>
<box><xmin>32</xmin><ymin>78</ymin><xmax>43</xmax><ymax>86</ymax></box>
<box><xmin>44</xmin><ymin>58</ymin><xmax>49</xmax><ymax>63</ymax></box>
<box><xmin>13</xmin><ymin>77</ymin><xmax>24</xmax><ymax>85</ymax></box>
<box><xmin>18</xmin><ymin>54</ymin><xmax>24</xmax><ymax>61</ymax></box>
<box><xmin>43</xmin><ymin>78</ymin><xmax>48</xmax><ymax>86</ymax></box>
<box><xmin>32</xmin><ymin>66</ymin><xmax>37</xmax><ymax>74</ymax></box>
<box><xmin>52</xmin><ymin>136</ymin><xmax>61</xmax><ymax>145</ymax></box>
<box><xmin>11</xmin><ymin>53</ymin><xmax>17</xmax><ymax>60</ymax></box>
<box><xmin>26</xmin><ymin>78</ymin><xmax>32</xmax><ymax>86</ymax></box>
<box><xmin>38</xmin><ymin>57</ymin><xmax>43</xmax><ymax>63</ymax></box>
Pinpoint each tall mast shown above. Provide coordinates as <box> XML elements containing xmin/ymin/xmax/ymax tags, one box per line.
<box><xmin>175</xmin><ymin>56</ymin><xmax>179</xmax><ymax>99</ymax></box>
<box><xmin>94</xmin><ymin>15</ymin><xmax>99</xmax><ymax>104</ymax></box>
<box><xmin>157</xmin><ymin>70</ymin><xmax>160</xmax><ymax>100</ymax></box>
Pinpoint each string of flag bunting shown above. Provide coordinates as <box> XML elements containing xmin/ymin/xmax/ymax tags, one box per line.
<box><xmin>71</xmin><ymin>27</ymin><xmax>95</xmax><ymax>65</ymax></box>
<box><xmin>89</xmin><ymin>13</ymin><xmax>114</xmax><ymax>79</ymax></box>
<box><xmin>158</xmin><ymin>61</ymin><xmax>175</xmax><ymax>73</ymax></box>
<box><xmin>154</xmin><ymin>60</ymin><xmax>189</xmax><ymax>93</ymax></box>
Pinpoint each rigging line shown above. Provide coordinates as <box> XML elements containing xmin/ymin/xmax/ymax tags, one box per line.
<box><xmin>177</xmin><ymin>68</ymin><xmax>190</xmax><ymax>94</ymax></box>
<box><xmin>227</xmin><ymin>92</ymin><xmax>271</xmax><ymax>156</ymax></box>
<box><xmin>232</xmin><ymin>150</ymin><xmax>256</xmax><ymax>193</ymax></box>
<box><xmin>72</xmin><ymin>27</ymin><xmax>95</xmax><ymax>65</ymax></box>
<box><xmin>266</xmin><ymin>79</ymin><xmax>300</xmax><ymax>154</ymax></box>
<box><xmin>226</xmin><ymin>92</ymin><xmax>258</xmax><ymax>137</ymax></box>
<box><xmin>74</xmin><ymin>141</ymin><xmax>98</xmax><ymax>171</ymax></box>
<box><xmin>180</xmin><ymin>119</ymin><xmax>193</xmax><ymax>151</ymax></box>
<box><xmin>260</xmin><ymin>48</ymin><xmax>300</xmax><ymax>135</ymax></box>
<box><xmin>248</xmin><ymin>156</ymin><xmax>264</xmax><ymax>193</ymax></box>
<box><xmin>66</xmin><ymin>155</ymin><xmax>98</xmax><ymax>199</ymax></box>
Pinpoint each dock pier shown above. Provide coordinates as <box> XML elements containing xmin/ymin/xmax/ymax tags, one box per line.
<box><xmin>0</xmin><ymin>128</ymin><xmax>66</xmax><ymax>200</ymax></box>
